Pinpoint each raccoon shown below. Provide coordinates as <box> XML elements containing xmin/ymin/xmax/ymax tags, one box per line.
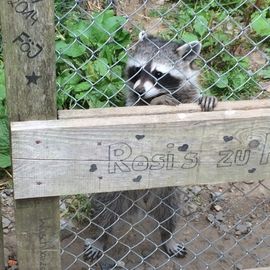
<box><xmin>83</xmin><ymin>33</ymin><xmax>217</xmax><ymax>263</ymax></box>
<box><xmin>125</xmin><ymin>31</ymin><xmax>217</xmax><ymax>109</ymax></box>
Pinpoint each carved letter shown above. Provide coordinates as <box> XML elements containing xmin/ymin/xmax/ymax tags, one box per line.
<box><xmin>27</xmin><ymin>43</ymin><xmax>43</xmax><ymax>58</ymax></box>
<box><xmin>217</xmin><ymin>150</ymin><xmax>233</xmax><ymax>167</ymax></box>
<box><xmin>166</xmin><ymin>154</ymin><xmax>175</xmax><ymax>170</ymax></box>
<box><xmin>15</xmin><ymin>1</ymin><xmax>28</xmax><ymax>13</ymax></box>
<box><xmin>260</xmin><ymin>133</ymin><xmax>270</xmax><ymax>165</ymax></box>
<box><xmin>149</xmin><ymin>154</ymin><xmax>165</xmax><ymax>170</ymax></box>
<box><xmin>132</xmin><ymin>155</ymin><xmax>149</xmax><ymax>171</ymax></box>
<box><xmin>108</xmin><ymin>143</ymin><xmax>131</xmax><ymax>173</ymax></box>
<box><xmin>182</xmin><ymin>152</ymin><xmax>199</xmax><ymax>169</ymax></box>
<box><xmin>13</xmin><ymin>31</ymin><xmax>30</xmax><ymax>43</ymax></box>
<box><xmin>234</xmin><ymin>150</ymin><xmax>250</xmax><ymax>166</ymax></box>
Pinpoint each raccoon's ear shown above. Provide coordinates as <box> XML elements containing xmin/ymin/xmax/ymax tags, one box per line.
<box><xmin>176</xmin><ymin>41</ymin><xmax>202</xmax><ymax>62</ymax></box>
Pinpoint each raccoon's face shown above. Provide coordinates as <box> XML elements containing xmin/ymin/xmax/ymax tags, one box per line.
<box><xmin>125</xmin><ymin>37</ymin><xmax>201</xmax><ymax>101</ymax></box>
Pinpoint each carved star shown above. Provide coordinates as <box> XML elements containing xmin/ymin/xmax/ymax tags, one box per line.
<box><xmin>25</xmin><ymin>71</ymin><xmax>41</xmax><ymax>86</ymax></box>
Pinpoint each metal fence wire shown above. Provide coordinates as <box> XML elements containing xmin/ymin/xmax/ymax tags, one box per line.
<box><xmin>56</xmin><ymin>0</ymin><xmax>270</xmax><ymax>269</ymax></box>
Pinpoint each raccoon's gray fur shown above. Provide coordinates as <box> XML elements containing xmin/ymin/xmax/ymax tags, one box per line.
<box><xmin>125</xmin><ymin>32</ymin><xmax>216</xmax><ymax>110</ymax></box>
<box><xmin>84</xmin><ymin>33</ymin><xmax>217</xmax><ymax>263</ymax></box>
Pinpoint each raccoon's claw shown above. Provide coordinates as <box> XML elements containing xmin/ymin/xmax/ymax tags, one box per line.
<box><xmin>83</xmin><ymin>238</ymin><xmax>103</xmax><ymax>261</ymax></box>
<box><xmin>150</xmin><ymin>94</ymin><xmax>180</xmax><ymax>106</ymax></box>
<box><xmin>198</xmin><ymin>96</ymin><xmax>217</xmax><ymax>111</ymax></box>
<box><xmin>165</xmin><ymin>240</ymin><xmax>187</xmax><ymax>258</ymax></box>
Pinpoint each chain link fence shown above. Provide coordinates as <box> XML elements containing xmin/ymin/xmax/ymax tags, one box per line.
<box><xmin>55</xmin><ymin>0</ymin><xmax>270</xmax><ymax>269</ymax></box>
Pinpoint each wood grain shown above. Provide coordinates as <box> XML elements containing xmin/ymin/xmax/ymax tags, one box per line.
<box><xmin>1</xmin><ymin>0</ymin><xmax>56</xmax><ymax>121</ymax></box>
<box><xmin>11</xmin><ymin>104</ymin><xmax>270</xmax><ymax>199</ymax></box>
<box><xmin>59</xmin><ymin>99</ymin><xmax>270</xmax><ymax>119</ymax></box>
<box><xmin>0</xmin><ymin>0</ymin><xmax>61</xmax><ymax>269</ymax></box>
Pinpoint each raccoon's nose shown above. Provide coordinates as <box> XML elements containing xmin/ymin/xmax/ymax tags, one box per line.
<box><xmin>135</xmin><ymin>86</ymin><xmax>145</xmax><ymax>94</ymax></box>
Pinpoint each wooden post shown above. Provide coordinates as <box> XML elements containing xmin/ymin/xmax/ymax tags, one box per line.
<box><xmin>0</xmin><ymin>1</ymin><xmax>61</xmax><ymax>270</ymax></box>
<box><xmin>0</xmin><ymin>199</ymin><xmax>4</xmax><ymax>270</ymax></box>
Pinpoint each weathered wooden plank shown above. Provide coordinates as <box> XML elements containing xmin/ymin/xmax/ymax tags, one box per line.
<box><xmin>58</xmin><ymin>99</ymin><xmax>270</xmax><ymax>119</ymax></box>
<box><xmin>11</xmin><ymin>105</ymin><xmax>270</xmax><ymax>199</ymax></box>
<box><xmin>0</xmin><ymin>0</ymin><xmax>61</xmax><ymax>269</ymax></box>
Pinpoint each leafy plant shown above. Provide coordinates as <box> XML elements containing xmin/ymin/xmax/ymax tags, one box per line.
<box><xmin>251</xmin><ymin>10</ymin><xmax>270</xmax><ymax>37</ymax></box>
<box><xmin>56</xmin><ymin>7</ymin><xmax>131</xmax><ymax>109</ymax></box>
<box><xmin>0</xmin><ymin>62</ymin><xmax>10</xmax><ymax>169</ymax></box>
<box><xmin>149</xmin><ymin>0</ymin><xmax>270</xmax><ymax>100</ymax></box>
<box><xmin>61</xmin><ymin>195</ymin><xmax>92</xmax><ymax>224</ymax></box>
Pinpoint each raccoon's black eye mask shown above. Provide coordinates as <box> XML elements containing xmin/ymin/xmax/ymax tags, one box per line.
<box><xmin>127</xmin><ymin>66</ymin><xmax>141</xmax><ymax>83</ymax></box>
<box><xmin>155</xmin><ymin>71</ymin><xmax>182</xmax><ymax>90</ymax></box>
<box><xmin>127</xmin><ymin>65</ymin><xmax>181</xmax><ymax>90</ymax></box>
<box><xmin>153</xmin><ymin>70</ymin><xmax>163</xmax><ymax>79</ymax></box>
<box><xmin>127</xmin><ymin>66</ymin><xmax>164</xmax><ymax>80</ymax></box>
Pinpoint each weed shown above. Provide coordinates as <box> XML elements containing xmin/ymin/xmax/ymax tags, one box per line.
<box><xmin>56</xmin><ymin>5</ymin><xmax>131</xmax><ymax>109</ymax></box>
<box><xmin>0</xmin><ymin>60</ymin><xmax>10</xmax><ymax>168</ymax></box>
<box><xmin>149</xmin><ymin>0</ymin><xmax>270</xmax><ymax>100</ymax></box>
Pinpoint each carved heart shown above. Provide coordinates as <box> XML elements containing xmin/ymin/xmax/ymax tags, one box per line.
<box><xmin>178</xmin><ymin>144</ymin><xmax>189</xmax><ymax>152</ymax></box>
<box><xmin>223</xmin><ymin>136</ymin><xmax>233</xmax><ymax>142</ymax></box>
<box><xmin>135</xmin><ymin>135</ymin><xmax>145</xmax><ymax>140</ymax></box>
<box><xmin>133</xmin><ymin>175</ymin><xmax>142</xmax><ymax>182</ymax></box>
<box><xmin>89</xmin><ymin>164</ymin><xmax>97</xmax><ymax>172</ymax></box>
<box><xmin>248</xmin><ymin>168</ymin><xmax>256</xmax><ymax>173</ymax></box>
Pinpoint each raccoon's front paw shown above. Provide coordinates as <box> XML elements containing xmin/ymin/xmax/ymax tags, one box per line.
<box><xmin>165</xmin><ymin>239</ymin><xmax>187</xmax><ymax>258</ymax></box>
<box><xmin>198</xmin><ymin>96</ymin><xmax>217</xmax><ymax>111</ymax></box>
<box><xmin>83</xmin><ymin>238</ymin><xmax>103</xmax><ymax>261</ymax></box>
<box><xmin>150</xmin><ymin>94</ymin><xmax>180</xmax><ymax>106</ymax></box>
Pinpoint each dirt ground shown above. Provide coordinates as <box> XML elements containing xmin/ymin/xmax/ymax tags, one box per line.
<box><xmin>2</xmin><ymin>179</ymin><xmax>270</xmax><ymax>270</ymax></box>
<box><xmin>59</xmin><ymin>181</ymin><xmax>270</xmax><ymax>270</ymax></box>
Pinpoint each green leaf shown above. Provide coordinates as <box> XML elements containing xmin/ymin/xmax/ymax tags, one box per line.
<box><xmin>251</xmin><ymin>12</ymin><xmax>270</xmax><ymax>37</ymax></box>
<box><xmin>0</xmin><ymin>118</ymin><xmax>10</xmax><ymax>168</ymax></box>
<box><xmin>89</xmin><ymin>25</ymin><xmax>109</xmax><ymax>46</ymax></box>
<box><xmin>114</xmin><ymin>29</ymin><xmax>130</xmax><ymax>46</ymax></box>
<box><xmin>0</xmin><ymin>85</ymin><xmax>6</xmax><ymax>100</ymax></box>
<box><xmin>94</xmin><ymin>58</ymin><xmax>109</xmax><ymax>77</ymax></box>
<box><xmin>181</xmin><ymin>32</ymin><xmax>198</xmax><ymax>42</ymax></box>
<box><xmin>66</xmin><ymin>20</ymin><xmax>89</xmax><ymax>38</ymax></box>
<box><xmin>111</xmin><ymin>65</ymin><xmax>123</xmax><ymax>79</ymax></box>
<box><xmin>238</xmin><ymin>57</ymin><xmax>250</xmax><ymax>69</ymax></box>
<box><xmin>75</xmin><ymin>92</ymin><xmax>86</xmax><ymax>100</ymax></box>
<box><xmin>258</xmin><ymin>67</ymin><xmax>270</xmax><ymax>79</ymax></box>
<box><xmin>216</xmin><ymin>75</ymin><xmax>228</xmax><ymax>88</ymax></box>
<box><xmin>102</xmin><ymin>16</ymin><xmax>126</xmax><ymax>34</ymax></box>
<box><xmin>86</xmin><ymin>62</ymin><xmax>99</xmax><ymax>82</ymax></box>
<box><xmin>88</xmin><ymin>97</ymin><xmax>108</xmax><ymax>108</ymax></box>
<box><xmin>202</xmin><ymin>37</ymin><xmax>216</xmax><ymax>47</ymax></box>
<box><xmin>0</xmin><ymin>154</ymin><xmax>11</xmax><ymax>169</ymax></box>
<box><xmin>0</xmin><ymin>70</ymin><xmax>5</xmax><ymax>86</ymax></box>
<box><xmin>57</xmin><ymin>71</ymin><xmax>81</xmax><ymax>86</ymax></box>
<box><xmin>56</xmin><ymin>41</ymin><xmax>86</xmax><ymax>58</ymax></box>
<box><xmin>213</xmin><ymin>32</ymin><xmax>230</xmax><ymax>44</ymax></box>
<box><xmin>232</xmin><ymin>72</ymin><xmax>246</xmax><ymax>88</ymax></box>
<box><xmin>73</xmin><ymin>82</ymin><xmax>91</xmax><ymax>93</ymax></box>
<box><xmin>194</xmin><ymin>15</ymin><xmax>208</xmax><ymax>37</ymax></box>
